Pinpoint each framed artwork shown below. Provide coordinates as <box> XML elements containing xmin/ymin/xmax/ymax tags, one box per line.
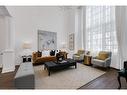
<box><xmin>38</xmin><ymin>30</ymin><xmax>57</xmax><ymax>51</ymax></box>
<box><xmin>69</xmin><ymin>33</ymin><xmax>74</xmax><ymax>50</ymax></box>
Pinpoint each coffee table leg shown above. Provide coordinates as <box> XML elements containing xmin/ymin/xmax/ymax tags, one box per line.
<box><xmin>44</xmin><ymin>65</ymin><xmax>46</xmax><ymax>70</ymax></box>
<box><xmin>118</xmin><ymin>75</ymin><xmax>121</xmax><ymax>89</ymax></box>
<box><xmin>75</xmin><ymin>64</ymin><xmax>77</xmax><ymax>69</ymax></box>
<box><xmin>48</xmin><ymin>71</ymin><xmax>50</xmax><ymax>76</ymax></box>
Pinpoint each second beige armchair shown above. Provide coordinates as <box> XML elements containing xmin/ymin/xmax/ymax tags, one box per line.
<box><xmin>73</xmin><ymin>50</ymin><xmax>85</xmax><ymax>61</ymax></box>
<box><xmin>91</xmin><ymin>51</ymin><xmax>112</xmax><ymax>68</ymax></box>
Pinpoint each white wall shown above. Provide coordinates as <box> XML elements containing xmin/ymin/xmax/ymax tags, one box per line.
<box><xmin>0</xmin><ymin>16</ymin><xmax>6</xmax><ymax>68</ymax></box>
<box><xmin>0</xmin><ymin>15</ymin><xmax>15</xmax><ymax>72</ymax></box>
<box><xmin>62</xmin><ymin>8</ymin><xmax>76</xmax><ymax>58</ymax></box>
<box><xmin>0</xmin><ymin>16</ymin><xmax>6</xmax><ymax>52</ymax></box>
<box><xmin>64</xmin><ymin>7</ymin><xmax>84</xmax><ymax>58</ymax></box>
<box><xmin>6</xmin><ymin>6</ymin><xmax>68</xmax><ymax>65</ymax></box>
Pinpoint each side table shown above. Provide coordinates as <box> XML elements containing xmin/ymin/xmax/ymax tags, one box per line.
<box><xmin>84</xmin><ymin>55</ymin><xmax>92</xmax><ymax>66</ymax></box>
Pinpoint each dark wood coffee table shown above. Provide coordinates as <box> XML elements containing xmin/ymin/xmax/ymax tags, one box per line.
<box><xmin>44</xmin><ymin>59</ymin><xmax>77</xmax><ymax>76</ymax></box>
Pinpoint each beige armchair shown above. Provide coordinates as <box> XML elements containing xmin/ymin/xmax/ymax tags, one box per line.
<box><xmin>91</xmin><ymin>51</ymin><xmax>112</xmax><ymax>68</ymax></box>
<box><xmin>73</xmin><ymin>50</ymin><xmax>85</xmax><ymax>61</ymax></box>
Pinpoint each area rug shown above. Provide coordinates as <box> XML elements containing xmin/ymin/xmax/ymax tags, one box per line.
<box><xmin>34</xmin><ymin>63</ymin><xmax>105</xmax><ymax>89</ymax></box>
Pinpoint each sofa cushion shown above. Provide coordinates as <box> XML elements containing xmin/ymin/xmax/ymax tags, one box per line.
<box><xmin>36</xmin><ymin>56</ymin><xmax>56</xmax><ymax>63</ymax></box>
<box><xmin>92</xmin><ymin>59</ymin><xmax>105</xmax><ymax>67</ymax></box>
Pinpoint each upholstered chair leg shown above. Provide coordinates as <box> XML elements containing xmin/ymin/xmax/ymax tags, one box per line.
<box><xmin>125</xmin><ymin>77</ymin><xmax>127</xmax><ymax>83</ymax></box>
<box><xmin>118</xmin><ymin>76</ymin><xmax>121</xmax><ymax>89</ymax></box>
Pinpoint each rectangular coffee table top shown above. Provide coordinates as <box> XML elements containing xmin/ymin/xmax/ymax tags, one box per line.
<box><xmin>44</xmin><ymin>61</ymin><xmax>57</xmax><ymax>67</ymax></box>
<box><xmin>45</xmin><ymin>59</ymin><xmax>76</xmax><ymax>67</ymax></box>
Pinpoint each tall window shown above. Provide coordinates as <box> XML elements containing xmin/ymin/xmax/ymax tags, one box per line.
<box><xmin>85</xmin><ymin>6</ymin><xmax>118</xmax><ymax>53</ymax></box>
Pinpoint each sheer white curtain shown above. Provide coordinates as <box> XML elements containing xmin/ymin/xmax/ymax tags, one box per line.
<box><xmin>115</xmin><ymin>6</ymin><xmax>127</xmax><ymax>69</ymax></box>
<box><xmin>74</xmin><ymin>7</ymin><xmax>84</xmax><ymax>51</ymax></box>
<box><xmin>85</xmin><ymin>6</ymin><xmax>119</xmax><ymax>68</ymax></box>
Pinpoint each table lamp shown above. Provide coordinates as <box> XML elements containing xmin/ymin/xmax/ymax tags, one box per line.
<box><xmin>22</xmin><ymin>41</ymin><xmax>32</xmax><ymax>56</ymax></box>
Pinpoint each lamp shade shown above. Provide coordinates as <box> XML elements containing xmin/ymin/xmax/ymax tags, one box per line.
<box><xmin>22</xmin><ymin>41</ymin><xmax>31</xmax><ymax>49</ymax></box>
<box><xmin>62</xmin><ymin>42</ymin><xmax>66</xmax><ymax>48</ymax></box>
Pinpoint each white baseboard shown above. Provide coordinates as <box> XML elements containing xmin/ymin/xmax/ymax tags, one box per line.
<box><xmin>2</xmin><ymin>67</ymin><xmax>15</xmax><ymax>73</ymax></box>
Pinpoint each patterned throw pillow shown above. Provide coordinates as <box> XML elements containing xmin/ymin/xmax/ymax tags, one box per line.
<box><xmin>50</xmin><ymin>50</ymin><xmax>55</xmax><ymax>56</ymax></box>
<box><xmin>56</xmin><ymin>53</ymin><xmax>64</xmax><ymax>62</ymax></box>
<box><xmin>37</xmin><ymin>51</ymin><xmax>42</xmax><ymax>57</ymax></box>
<box><xmin>42</xmin><ymin>50</ymin><xmax>50</xmax><ymax>57</ymax></box>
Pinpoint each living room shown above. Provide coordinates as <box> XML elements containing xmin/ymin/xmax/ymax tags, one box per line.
<box><xmin>0</xmin><ymin>0</ymin><xmax>127</xmax><ymax>93</ymax></box>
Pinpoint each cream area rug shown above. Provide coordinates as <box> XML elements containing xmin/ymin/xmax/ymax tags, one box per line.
<box><xmin>34</xmin><ymin>63</ymin><xmax>105</xmax><ymax>89</ymax></box>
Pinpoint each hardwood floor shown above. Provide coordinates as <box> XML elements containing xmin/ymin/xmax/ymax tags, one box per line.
<box><xmin>0</xmin><ymin>66</ymin><xmax>127</xmax><ymax>89</ymax></box>
<box><xmin>0</xmin><ymin>66</ymin><xmax>19</xmax><ymax>89</ymax></box>
<box><xmin>79</xmin><ymin>68</ymin><xmax>127</xmax><ymax>89</ymax></box>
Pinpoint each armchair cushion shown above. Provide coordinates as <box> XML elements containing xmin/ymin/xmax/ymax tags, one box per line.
<box><xmin>92</xmin><ymin>59</ymin><xmax>105</xmax><ymax>67</ymax></box>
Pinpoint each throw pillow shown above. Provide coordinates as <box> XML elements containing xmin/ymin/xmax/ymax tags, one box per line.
<box><xmin>42</xmin><ymin>50</ymin><xmax>50</xmax><ymax>57</ymax></box>
<box><xmin>97</xmin><ymin>52</ymin><xmax>108</xmax><ymax>60</ymax></box>
<box><xmin>56</xmin><ymin>53</ymin><xmax>64</xmax><ymax>62</ymax></box>
<box><xmin>55</xmin><ymin>49</ymin><xmax>60</xmax><ymax>56</ymax></box>
<box><xmin>50</xmin><ymin>50</ymin><xmax>55</xmax><ymax>56</ymax></box>
<box><xmin>42</xmin><ymin>50</ymin><xmax>46</xmax><ymax>56</ymax></box>
<box><xmin>46</xmin><ymin>50</ymin><xmax>50</xmax><ymax>56</ymax></box>
<box><xmin>37</xmin><ymin>51</ymin><xmax>42</xmax><ymax>57</ymax></box>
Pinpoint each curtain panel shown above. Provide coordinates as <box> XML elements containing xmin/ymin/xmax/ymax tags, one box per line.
<box><xmin>115</xmin><ymin>6</ymin><xmax>127</xmax><ymax>69</ymax></box>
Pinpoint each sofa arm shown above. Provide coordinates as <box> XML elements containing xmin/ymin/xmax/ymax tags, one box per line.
<box><xmin>73</xmin><ymin>53</ymin><xmax>79</xmax><ymax>56</ymax></box>
<box><xmin>105</xmin><ymin>57</ymin><xmax>110</xmax><ymax>61</ymax></box>
<box><xmin>32</xmin><ymin>52</ymin><xmax>38</xmax><ymax>63</ymax></box>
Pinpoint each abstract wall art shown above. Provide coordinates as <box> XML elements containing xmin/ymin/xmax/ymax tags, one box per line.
<box><xmin>38</xmin><ymin>30</ymin><xmax>57</xmax><ymax>51</ymax></box>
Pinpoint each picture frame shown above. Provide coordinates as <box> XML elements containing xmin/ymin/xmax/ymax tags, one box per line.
<box><xmin>38</xmin><ymin>30</ymin><xmax>57</xmax><ymax>51</ymax></box>
<box><xmin>69</xmin><ymin>33</ymin><xmax>74</xmax><ymax>50</ymax></box>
